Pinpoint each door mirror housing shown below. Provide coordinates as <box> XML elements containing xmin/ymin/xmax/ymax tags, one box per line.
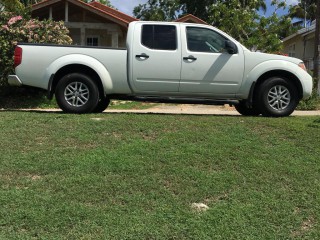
<box><xmin>225</xmin><ymin>40</ymin><xmax>238</xmax><ymax>54</ymax></box>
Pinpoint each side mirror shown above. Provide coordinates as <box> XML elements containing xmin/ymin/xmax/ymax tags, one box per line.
<box><xmin>225</xmin><ymin>40</ymin><xmax>238</xmax><ymax>54</ymax></box>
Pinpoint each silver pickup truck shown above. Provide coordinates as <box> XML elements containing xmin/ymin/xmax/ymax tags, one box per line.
<box><xmin>9</xmin><ymin>21</ymin><xmax>312</xmax><ymax>116</ymax></box>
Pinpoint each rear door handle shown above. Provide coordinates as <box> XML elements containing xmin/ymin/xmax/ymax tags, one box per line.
<box><xmin>136</xmin><ymin>54</ymin><xmax>150</xmax><ymax>59</ymax></box>
<box><xmin>183</xmin><ymin>55</ymin><xmax>197</xmax><ymax>61</ymax></box>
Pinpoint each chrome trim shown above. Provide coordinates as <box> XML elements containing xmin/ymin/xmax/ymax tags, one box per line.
<box><xmin>8</xmin><ymin>75</ymin><xmax>23</xmax><ymax>87</ymax></box>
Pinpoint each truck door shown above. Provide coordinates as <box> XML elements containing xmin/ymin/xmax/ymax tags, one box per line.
<box><xmin>179</xmin><ymin>26</ymin><xmax>245</xmax><ymax>96</ymax></box>
<box><xmin>130</xmin><ymin>23</ymin><xmax>181</xmax><ymax>93</ymax></box>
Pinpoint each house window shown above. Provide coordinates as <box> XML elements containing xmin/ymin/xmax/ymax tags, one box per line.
<box><xmin>288</xmin><ymin>44</ymin><xmax>295</xmax><ymax>57</ymax></box>
<box><xmin>141</xmin><ymin>25</ymin><xmax>177</xmax><ymax>50</ymax></box>
<box><xmin>87</xmin><ymin>36</ymin><xmax>99</xmax><ymax>46</ymax></box>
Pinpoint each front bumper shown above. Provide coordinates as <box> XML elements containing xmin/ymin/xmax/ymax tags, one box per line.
<box><xmin>299</xmin><ymin>71</ymin><xmax>313</xmax><ymax>99</ymax></box>
<box><xmin>8</xmin><ymin>75</ymin><xmax>23</xmax><ymax>87</ymax></box>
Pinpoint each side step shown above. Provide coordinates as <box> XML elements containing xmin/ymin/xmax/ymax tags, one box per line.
<box><xmin>132</xmin><ymin>96</ymin><xmax>239</xmax><ymax>106</ymax></box>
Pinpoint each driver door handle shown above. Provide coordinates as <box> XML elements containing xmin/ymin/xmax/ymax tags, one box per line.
<box><xmin>183</xmin><ymin>56</ymin><xmax>197</xmax><ymax>61</ymax></box>
<box><xmin>136</xmin><ymin>54</ymin><xmax>150</xmax><ymax>59</ymax></box>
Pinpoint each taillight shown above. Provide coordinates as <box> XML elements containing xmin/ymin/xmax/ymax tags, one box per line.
<box><xmin>14</xmin><ymin>46</ymin><xmax>22</xmax><ymax>68</ymax></box>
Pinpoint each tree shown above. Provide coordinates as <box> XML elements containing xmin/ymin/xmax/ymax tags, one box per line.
<box><xmin>179</xmin><ymin>0</ymin><xmax>216</xmax><ymax>22</ymax></box>
<box><xmin>0</xmin><ymin>0</ymin><xmax>24</xmax><ymax>12</ymax></box>
<box><xmin>209</xmin><ymin>0</ymin><xmax>295</xmax><ymax>52</ymax></box>
<box><xmin>180</xmin><ymin>0</ymin><xmax>266</xmax><ymax>23</ymax></box>
<box><xmin>133</xmin><ymin>0</ymin><xmax>266</xmax><ymax>23</ymax></box>
<box><xmin>19</xmin><ymin>0</ymin><xmax>41</xmax><ymax>6</ymax></box>
<box><xmin>288</xmin><ymin>0</ymin><xmax>317</xmax><ymax>26</ymax></box>
<box><xmin>134</xmin><ymin>0</ymin><xmax>181</xmax><ymax>21</ymax></box>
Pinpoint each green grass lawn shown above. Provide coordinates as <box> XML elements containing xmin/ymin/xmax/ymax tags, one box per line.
<box><xmin>0</xmin><ymin>112</ymin><xmax>320</xmax><ymax>239</ymax></box>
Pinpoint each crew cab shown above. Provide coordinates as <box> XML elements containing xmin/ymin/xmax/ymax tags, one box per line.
<box><xmin>8</xmin><ymin>21</ymin><xmax>313</xmax><ymax>116</ymax></box>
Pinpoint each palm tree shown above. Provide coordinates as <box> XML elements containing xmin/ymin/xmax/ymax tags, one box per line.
<box><xmin>288</xmin><ymin>0</ymin><xmax>316</xmax><ymax>26</ymax></box>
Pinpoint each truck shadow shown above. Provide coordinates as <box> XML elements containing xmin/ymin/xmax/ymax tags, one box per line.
<box><xmin>0</xmin><ymin>86</ymin><xmax>58</xmax><ymax>110</ymax></box>
<box><xmin>1</xmin><ymin>109</ymin><xmax>244</xmax><ymax>117</ymax></box>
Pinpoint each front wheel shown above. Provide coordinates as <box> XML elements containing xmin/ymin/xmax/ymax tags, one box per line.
<box><xmin>93</xmin><ymin>97</ymin><xmax>110</xmax><ymax>113</ymax></box>
<box><xmin>257</xmin><ymin>77</ymin><xmax>299</xmax><ymax>117</ymax></box>
<box><xmin>55</xmin><ymin>73</ymin><xmax>99</xmax><ymax>114</ymax></box>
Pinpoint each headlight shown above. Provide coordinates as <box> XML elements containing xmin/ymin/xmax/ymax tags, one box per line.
<box><xmin>298</xmin><ymin>62</ymin><xmax>307</xmax><ymax>71</ymax></box>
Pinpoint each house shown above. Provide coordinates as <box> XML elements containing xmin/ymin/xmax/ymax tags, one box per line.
<box><xmin>31</xmin><ymin>0</ymin><xmax>208</xmax><ymax>48</ymax></box>
<box><xmin>32</xmin><ymin>0</ymin><xmax>138</xmax><ymax>48</ymax></box>
<box><xmin>282</xmin><ymin>21</ymin><xmax>317</xmax><ymax>70</ymax></box>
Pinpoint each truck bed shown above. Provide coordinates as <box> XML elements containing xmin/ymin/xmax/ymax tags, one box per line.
<box><xmin>15</xmin><ymin>43</ymin><xmax>129</xmax><ymax>94</ymax></box>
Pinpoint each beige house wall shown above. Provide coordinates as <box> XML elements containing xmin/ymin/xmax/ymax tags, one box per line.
<box><xmin>304</xmin><ymin>35</ymin><xmax>315</xmax><ymax>59</ymax></box>
<box><xmin>283</xmin><ymin>27</ymin><xmax>317</xmax><ymax>70</ymax></box>
<box><xmin>283</xmin><ymin>35</ymin><xmax>304</xmax><ymax>59</ymax></box>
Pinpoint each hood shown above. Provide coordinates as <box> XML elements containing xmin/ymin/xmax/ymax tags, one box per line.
<box><xmin>245</xmin><ymin>51</ymin><xmax>302</xmax><ymax>65</ymax></box>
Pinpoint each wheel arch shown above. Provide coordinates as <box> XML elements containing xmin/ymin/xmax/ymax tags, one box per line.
<box><xmin>46</xmin><ymin>54</ymin><xmax>113</xmax><ymax>99</ymax></box>
<box><xmin>254</xmin><ymin>70</ymin><xmax>303</xmax><ymax>100</ymax></box>
<box><xmin>49</xmin><ymin>64</ymin><xmax>105</xmax><ymax>99</ymax></box>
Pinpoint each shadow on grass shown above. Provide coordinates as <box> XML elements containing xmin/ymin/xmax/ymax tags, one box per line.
<box><xmin>1</xmin><ymin>108</ymin><xmax>245</xmax><ymax>118</ymax></box>
<box><xmin>0</xmin><ymin>86</ymin><xmax>58</xmax><ymax>109</ymax></box>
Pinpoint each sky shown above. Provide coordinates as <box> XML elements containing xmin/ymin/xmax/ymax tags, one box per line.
<box><xmin>111</xmin><ymin>0</ymin><xmax>300</xmax><ymax>18</ymax></box>
<box><xmin>111</xmin><ymin>0</ymin><xmax>146</xmax><ymax>16</ymax></box>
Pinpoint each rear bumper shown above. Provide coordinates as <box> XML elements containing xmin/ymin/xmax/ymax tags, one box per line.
<box><xmin>8</xmin><ymin>75</ymin><xmax>23</xmax><ymax>87</ymax></box>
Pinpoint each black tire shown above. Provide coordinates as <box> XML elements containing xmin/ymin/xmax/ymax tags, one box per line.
<box><xmin>234</xmin><ymin>101</ymin><xmax>260</xmax><ymax>116</ymax></box>
<box><xmin>93</xmin><ymin>97</ymin><xmax>110</xmax><ymax>113</ymax></box>
<box><xmin>55</xmin><ymin>73</ymin><xmax>99</xmax><ymax>114</ymax></box>
<box><xmin>256</xmin><ymin>77</ymin><xmax>299</xmax><ymax>117</ymax></box>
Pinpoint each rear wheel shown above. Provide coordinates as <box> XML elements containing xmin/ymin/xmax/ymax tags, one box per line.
<box><xmin>55</xmin><ymin>73</ymin><xmax>99</xmax><ymax>113</ymax></box>
<box><xmin>234</xmin><ymin>101</ymin><xmax>260</xmax><ymax>116</ymax></box>
<box><xmin>257</xmin><ymin>77</ymin><xmax>299</xmax><ymax>117</ymax></box>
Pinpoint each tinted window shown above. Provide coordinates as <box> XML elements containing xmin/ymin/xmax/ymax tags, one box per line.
<box><xmin>187</xmin><ymin>27</ymin><xmax>227</xmax><ymax>53</ymax></box>
<box><xmin>142</xmin><ymin>25</ymin><xmax>177</xmax><ymax>50</ymax></box>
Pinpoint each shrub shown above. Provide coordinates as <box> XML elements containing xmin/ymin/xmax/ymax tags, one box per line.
<box><xmin>297</xmin><ymin>90</ymin><xmax>320</xmax><ymax>110</ymax></box>
<box><xmin>0</xmin><ymin>10</ymin><xmax>72</xmax><ymax>86</ymax></box>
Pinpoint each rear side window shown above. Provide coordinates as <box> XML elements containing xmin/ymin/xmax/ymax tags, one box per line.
<box><xmin>141</xmin><ymin>25</ymin><xmax>177</xmax><ymax>51</ymax></box>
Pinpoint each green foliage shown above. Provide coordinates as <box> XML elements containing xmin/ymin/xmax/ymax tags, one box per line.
<box><xmin>209</xmin><ymin>1</ymin><xmax>260</xmax><ymax>48</ymax></box>
<box><xmin>210</xmin><ymin>0</ymin><xmax>298</xmax><ymax>52</ymax></box>
<box><xmin>0</xmin><ymin>10</ymin><xmax>72</xmax><ymax>86</ymax></box>
<box><xmin>0</xmin><ymin>0</ymin><xmax>24</xmax><ymax>13</ymax></box>
<box><xmin>134</xmin><ymin>0</ymin><xmax>181</xmax><ymax>21</ymax></box>
<box><xmin>179</xmin><ymin>0</ymin><xmax>217</xmax><ymax>22</ymax></box>
<box><xmin>297</xmin><ymin>85</ymin><xmax>320</xmax><ymax>110</ymax></box>
<box><xmin>180</xmin><ymin>0</ymin><xmax>266</xmax><ymax>22</ymax></box>
<box><xmin>298</xmin><ymin>92</ymin><xmax>320</xmax><ymax>110</ymax></box>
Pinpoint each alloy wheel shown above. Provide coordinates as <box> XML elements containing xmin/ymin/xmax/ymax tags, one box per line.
<box><xmin>267</xmin><ymin>85</ymin><xmax>291</xmax><ymax>111</ymax></box>
<box><xmin>64</xmin><ymin>81</ymin><xmax>90</xmax><ymax>107</ymax></box>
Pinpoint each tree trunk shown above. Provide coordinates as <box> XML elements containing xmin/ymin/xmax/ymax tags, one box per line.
<box><xmin>314</xmin><ymin>0</ymin><xmax>320</xmax><ymax>94</ymax></box>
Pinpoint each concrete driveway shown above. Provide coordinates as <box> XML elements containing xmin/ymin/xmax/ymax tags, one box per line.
<box><xmin>6</xmin><ymin>104</ymin><xmax>320</xmax><ymax>116</ymax></box>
